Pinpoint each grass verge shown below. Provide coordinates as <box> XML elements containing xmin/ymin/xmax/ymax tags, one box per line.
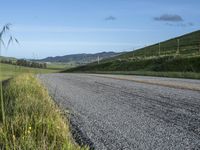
<box><xmin>0</xmin><ymin>74</ymin><xmax>86</xmax><ymax>149</ymax></box>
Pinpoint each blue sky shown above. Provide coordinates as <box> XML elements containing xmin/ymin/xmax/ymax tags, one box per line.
<box><xmin>0</xmin><ymin>0</ymin><xmax>199</xmax><ymax>58</ymax></box>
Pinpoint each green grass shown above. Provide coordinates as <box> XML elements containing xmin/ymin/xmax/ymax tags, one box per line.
<box><xmin>67</xmin><ymin>55</ymin><xmax>200</xmax><ymax>71</ymax></box>
<box><xmin>0</xmin><ymin>74</ymin><xmax>87</xmax><ymax>149</ymax></box>
<box><xmin>0</xmin><ymin>63</ymin><xmax>57</xmax><ymax>81</ymax></box>
<box><xmin>47</xmin><ymin>63</ymin><xmax>76</xmax><ymax>70</ymax></box>
<box><xmin>66</xmin><ymin>55</ymin><xmax>200</xmax><ymax>79</ymax></box>
<box><xmin>65</xmin><ymin>30</ymin><xmax>200</xmax><ymax>79</ymax></box>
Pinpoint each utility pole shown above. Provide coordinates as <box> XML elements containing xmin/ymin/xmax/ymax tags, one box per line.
<box><xmin>97</xmin><ymin>56</ymin><xmax>100</xmax><ymax>64</ymax></box>
<box><xmin>177</xmin><ymin>39</ymin><xmax>180</xmax><ymax>55</ymax></box>
<box><xmin>199</xmin><ymin>39</ymin><xmax>200</xmax><ymax>54</ymax></box>
<box><xmin>144</xmin><ymin>44</ymin><xmax>147</xmax><ymax>58</ymax></box>
<box><xmin>158</xmin><ymin>42</ymin><xmax>161</xmax><ymax>56</ymax></box>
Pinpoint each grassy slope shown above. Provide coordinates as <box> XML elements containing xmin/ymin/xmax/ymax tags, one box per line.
<box><xmin>70</xmin><ymin>55</ymin><xmax>200</xmax><ymax>72</ymax></box>
<box><xmin>115</xmin><ymin>30</ymin><xmax>200</xmax><ymax>59</ymax></box>
<box><xmin>66</xmin><ymin>30</ymin><xmax>200</xmax><ymax>79</ymax></box>
<box><xmin>0</xmin><ymin>63</ymin><xmax>57</xmax><ymax>81</ymax></box>
<box><xmin>0</xmin><ymin>74</ymin><xmax>86</xmax><ymax>149</ymax></box>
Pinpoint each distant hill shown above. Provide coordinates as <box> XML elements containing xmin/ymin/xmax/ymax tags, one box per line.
<box><xmin>38</xmin><ymin>52</ymin><xmax>122</xmax><ymax>64</ymax></box>
<box><xmin>0</xmin><ymin>56</ymin><xmax>17</xmax><ymax>61</ymax></box>
<box><xmin>66</xmin><ymin>30</ymin><xmax>200</xmax><ymax>74</ymax></box>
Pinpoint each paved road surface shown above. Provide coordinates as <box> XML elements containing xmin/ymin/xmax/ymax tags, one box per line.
<box><xmin>39</xmin><ymin>73</ymin><xmax>200</xmax><ymax>150</ymax></box>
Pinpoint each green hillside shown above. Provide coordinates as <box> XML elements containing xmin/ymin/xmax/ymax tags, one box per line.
<box><xmin>116</xmin><ymin>30</ymin><xmax>200</xmax><ymax>59</ymax></box>
<box><xmin>65</xmin><ymin>30</ymin><xmax>200</xmax><ymax>79</ymax></box>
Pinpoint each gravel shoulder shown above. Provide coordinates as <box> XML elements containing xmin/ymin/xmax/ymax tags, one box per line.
<box><xmin>39</xmin><ymin>73</ymin><xmax>200</xmax><ymax>150</ymax></box>
<box><xmin>90</xmin><ymin>74</ymin><xmax>200</xmax><ymax>91</ymax></box>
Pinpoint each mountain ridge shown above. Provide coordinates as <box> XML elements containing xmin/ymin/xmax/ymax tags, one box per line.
<box><xmin>38</xmin><ymin>51</ymin><xmax>123</xmax><ymax>64</ymax></box>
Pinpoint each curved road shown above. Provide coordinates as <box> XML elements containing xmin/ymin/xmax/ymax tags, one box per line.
<box><xmin>39</xmin><ymin>73</ymin><xmax>200</xmax><ymax>150</ymax></box>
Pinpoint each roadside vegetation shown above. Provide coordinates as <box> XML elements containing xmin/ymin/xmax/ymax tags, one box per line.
<box><xmin>66</xmin><ymin>55</ymin><xmax>200</xmax><ymax>79</ymax></box>
<box><xmin>0</xmin><ymin>74</ymin><xmax>86</xmax><ymax>149</ymax></box>
<box><xmin>68</xmin><ymin>55</ymin><xmax>200</xmax><ymax>72</ymax></box>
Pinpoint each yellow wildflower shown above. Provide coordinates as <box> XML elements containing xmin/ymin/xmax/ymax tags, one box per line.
<box><xmin>29</xmin><ymin>126</ymin><xmax>32</xmax><ymax>130</ymax></box>
<box><xmin>12</xmin><ymin>135</ymin><xmax>16</xmax><ymax>141</ymax></box>
<box><xmin>28</xmin><ymin>130</ymin><xmax>31</xmax><ymax>134</ymax></box>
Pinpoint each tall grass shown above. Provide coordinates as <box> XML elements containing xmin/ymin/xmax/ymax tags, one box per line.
<box><xmin>0</xmin><ymin>74</ymin><xmax>86</xmax><ymax>149</ymax></box>
<box><xmin>0</xmin><ymin>24</ymin><xmax>19</xmax><ymax>124</ymax></box>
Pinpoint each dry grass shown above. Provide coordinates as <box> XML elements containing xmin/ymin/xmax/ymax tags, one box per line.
<box><xmin>0</xmin><ymin>74</ymin><xmax>87</xmax><ymax>149</ymax></box>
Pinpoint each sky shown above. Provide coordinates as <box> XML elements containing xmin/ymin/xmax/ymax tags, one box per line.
<box><xmin>0</xmin><ymin>0</ymin><xmax>199</xmax><ymax>59</ymax></box>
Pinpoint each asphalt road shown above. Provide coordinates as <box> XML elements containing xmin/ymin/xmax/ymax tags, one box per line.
<box><xmin>39</xmin><ymin>73</ymin><xmax>200</xmax><ymax>150</ymax></box>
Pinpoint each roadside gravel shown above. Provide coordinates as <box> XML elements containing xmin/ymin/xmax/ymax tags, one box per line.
<box><xmin>39</xmin><ymin>73</ymin><xmax>200</xmax><ymax>150</ymax></box>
